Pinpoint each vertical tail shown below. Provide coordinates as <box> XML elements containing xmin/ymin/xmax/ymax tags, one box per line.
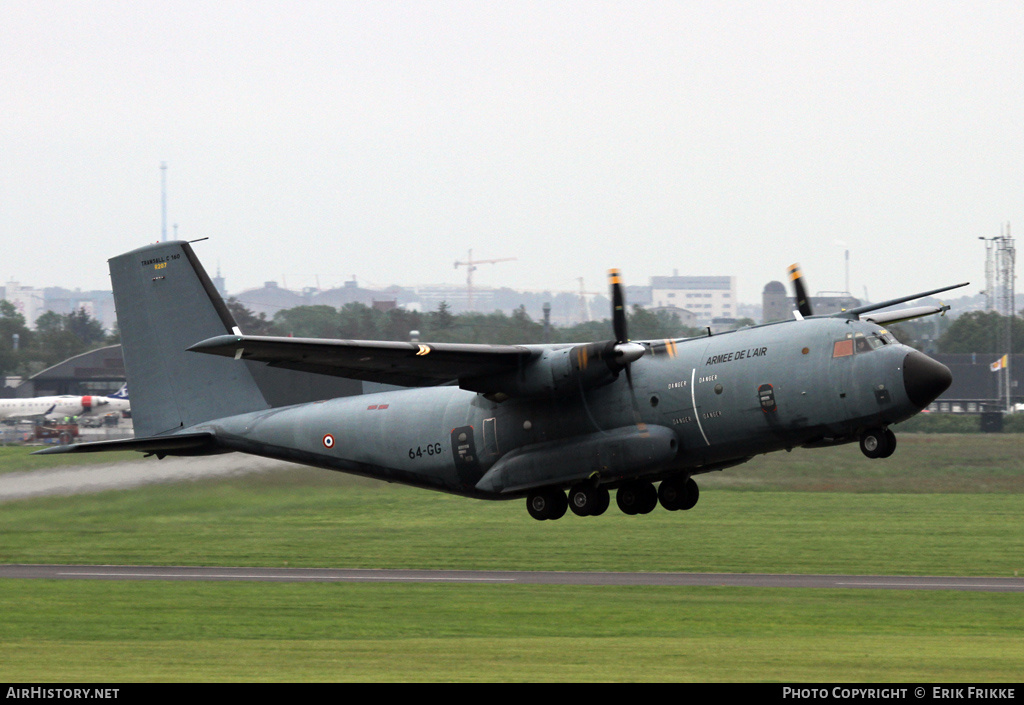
<box><xmin>109</xmin><ymin>241</ymin><xmax>269</xmax><ymax>437</ymax></box>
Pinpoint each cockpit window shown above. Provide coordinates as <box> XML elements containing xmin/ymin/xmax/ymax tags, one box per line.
<box><xmin>834</xmin><ymin>332</ymin><xmax>890</xmax><ymax>358</ymax></box>
<box><xmin>833</xmin><ymin>339</ymin><xmax>854</xmax><ymax>357</ymax></box>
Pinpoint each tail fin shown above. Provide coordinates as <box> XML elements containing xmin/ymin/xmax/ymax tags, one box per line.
<box><xmin>109</xmin><ymin>241</ymin><xmax>269</xmax><ymax>437</ymax></box>
<box><xmin>109</xmin><ymin>384</ymin><xmax>128</xmax><ymax>400</ymax></box>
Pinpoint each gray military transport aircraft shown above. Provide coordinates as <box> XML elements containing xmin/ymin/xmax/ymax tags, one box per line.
<box><xmin>37</xmin><ymin>241</ymin><xmax>964</xmax><ymax>520</ymax></box>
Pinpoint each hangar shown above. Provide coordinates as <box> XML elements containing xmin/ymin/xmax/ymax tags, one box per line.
<box><xmin>6</xmin><ymin>345</ymin><xmax>126</xmax><ymax>399</ymax></box>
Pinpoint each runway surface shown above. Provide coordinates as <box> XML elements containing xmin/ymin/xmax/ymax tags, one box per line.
<box><xmin>2</xmin><ymin>564</ymin><xmax>1023</xmax><ymax>592</ymax></box>
<box><xmin>5</xmin><ymin>456</ymin><xmax>1022</xmax><ymax>594</ymax></box>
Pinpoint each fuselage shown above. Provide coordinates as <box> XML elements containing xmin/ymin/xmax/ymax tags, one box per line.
<box><xmin>185</xmin><ymin>316</ymin><xmax>950</xmax><ymax>500</ymax></box>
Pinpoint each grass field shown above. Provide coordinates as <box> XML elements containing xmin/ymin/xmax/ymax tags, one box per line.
<box><xmin>0</xmin><ymin>435</ymin><xmax>1022</xmax><ymax>682</ymax></box>
<box><xmin>0</xmin><ymin>446</ymin><xmax>136</xmax><ymax>475</ymax></box>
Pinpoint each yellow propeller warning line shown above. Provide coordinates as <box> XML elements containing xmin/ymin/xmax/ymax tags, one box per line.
<box><xmin>576</xmin><ymin>347</ymin><xmax>589</xmax><ymax>369</ymax></box>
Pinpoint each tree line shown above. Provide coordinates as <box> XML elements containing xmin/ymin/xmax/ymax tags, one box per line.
<box><xmin>0</xmin><ymin>301</ymin><xmax>115</xmax><ymax>379</ymax></box>
<box><xmin>3</xmin><ymin>297</ymin><xmax>1021</xmax><ymax>383</ymax></box>
<box><xmin>225</xmin><ymin>298</ymin><xmax>708</xmax><ymax>345</ymax></box>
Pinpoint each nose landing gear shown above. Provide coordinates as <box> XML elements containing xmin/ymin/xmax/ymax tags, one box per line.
<box><xmin>860</xmin><ymin>427</ymin><xmax>897</xmax><ymax>459</ymax></box>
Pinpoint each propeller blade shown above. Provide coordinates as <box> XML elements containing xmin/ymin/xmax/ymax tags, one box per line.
<box><xmin>788</xmin><ymin>263</ymin><xmax>814</xmax><ymax>318</ymax></box>
<box><xmin>606</xmin><ymin>269</ymin><xmax>647</xmax><ymax>434</ymax></box>
<box><xmin>624</xmin><ymin>363</ymin><xmax>648</xmax><ymax>435</ymax></box>
<box><xmin>609</xmin><ymin>268</ymin><xmax>628</xmax><ymax>343</ymax></box>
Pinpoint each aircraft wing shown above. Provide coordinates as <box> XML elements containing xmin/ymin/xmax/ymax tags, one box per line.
<box><xmin>188</xmin><ymin>334</ymin><xmax>536</xmax><ymax>387</ymax></box>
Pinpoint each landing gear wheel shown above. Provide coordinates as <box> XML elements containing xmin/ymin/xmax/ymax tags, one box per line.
<box><xmin>859</xmin><ymin>428</ymin><xmax>893</xmax><ymax>459</ymax></box>
<box><xmin>881</xmin><ymin>429</ymin><xmax>897</xmax><ymax>458</ymax></box>
<box><xmin>658</xmin><ymin>478</ymin><xmax>684</xmax><ymax>511</ymax></box>
<box><xmin>659</xmin><ymin>477</ymin><xmax>700</xmax><ymax>511</ymax></box>
<box><xmin>527</xmin><ymin>489</ymin><xmax>568</xmax><ymax>521</ymax></box>
<box><xmin>570</xmin><ymin>484</ymin><xmax>611</xmax><ymax>517</ymax></box>
<box><xmin>617</xmin><ymin>482</ymin><xmax>658</xmax><ymax>515</ymax></box>
<box><xmin>679</xmin><ymin>477</ymin><xmax>699</xmax><ymax>510</ymax></box>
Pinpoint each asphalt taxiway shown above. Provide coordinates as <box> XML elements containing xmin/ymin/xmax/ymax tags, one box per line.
<box><xmin>2</xmin><ymin>564</ymin><xmax>1022</xmax><ymax>592</ymax></box>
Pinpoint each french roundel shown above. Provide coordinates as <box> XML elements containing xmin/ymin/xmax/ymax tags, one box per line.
<box><xmin>322</xmin><ymin>434</ymin><xmax>335</xmax><ymax>449</ymax></box>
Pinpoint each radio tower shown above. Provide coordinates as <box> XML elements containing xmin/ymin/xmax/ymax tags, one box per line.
<box><xmin>981</xmin><ymin>225</ymin><xmax>1017</xmax><ymax>410</ymax></box>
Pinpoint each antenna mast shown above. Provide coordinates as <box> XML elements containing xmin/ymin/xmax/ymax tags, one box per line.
<box><xmin>160</xmin><ymin>162</ymin><xmax>168</xmax><ymax>242</ymax></box>
<box><xmin>998</xmin><ymin>224</ymin><xmax>1016</xmax><ymax>411</ymax></box>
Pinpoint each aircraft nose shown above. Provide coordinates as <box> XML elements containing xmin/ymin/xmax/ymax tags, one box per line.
<box><xmin>903</xmin><ymin>351</ymin><xmax>952</xmax><ymax>408</ymax></box>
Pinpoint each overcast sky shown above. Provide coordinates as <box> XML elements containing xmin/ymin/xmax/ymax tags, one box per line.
<box><xmin>3</xmin><ymin>1</ymin><xmax>1022</xmax><ymax>309</ymax></box>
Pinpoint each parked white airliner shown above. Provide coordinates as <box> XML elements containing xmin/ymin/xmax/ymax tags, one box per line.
<box><xmin>0</xmin><ymin>386</ymin><xmax>129</xmax><ymax>422</ymax></box>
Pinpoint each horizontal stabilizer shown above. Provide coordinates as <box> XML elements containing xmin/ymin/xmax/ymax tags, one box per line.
<box><xmin>838</xmin><ymin>282</ymin><xmax>969</xmax><ymax>320</ymax></box>
<box><xmin>862</xmin><ymin>304</ymin><xmax>951</xmax><ymax>325</ymax></box>
<box><xmin>32</xmin><ymin>432</ymin><xmax>219</xmax><ymax>456</ymax></box>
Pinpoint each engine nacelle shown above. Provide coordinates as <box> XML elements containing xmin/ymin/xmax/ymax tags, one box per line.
<box><xmin>460</xmin><ymin>342</ymin><xmax>630</xmax><ymax>399</ymax></box>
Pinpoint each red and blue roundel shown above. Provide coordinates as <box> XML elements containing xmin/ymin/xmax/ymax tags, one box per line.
<box><xmin>322</xmin><ymin>434</ymin><xmax>335</xmax><ymax>449</ymax></box>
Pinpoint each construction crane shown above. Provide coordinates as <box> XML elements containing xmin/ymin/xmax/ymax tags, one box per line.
<box><xmin>454</xmin><ymin>249</ymin><xmax>516</xmax><ymax>311</ymax></box>
<box><xmin>577</xmin><ymin>277</ymin><xmax>603</xmax><ymax>323</ymax></box>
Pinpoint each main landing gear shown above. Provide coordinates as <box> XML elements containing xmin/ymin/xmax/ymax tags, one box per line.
<box><xmin>526</xmin><ymin>477</ymin><xmax>700</xmax><ymax>521</ymax></box>
<box><xmin>859</xmin><ymin>427</ymin><xmax>897</xmax><ymax>459</ymax></box>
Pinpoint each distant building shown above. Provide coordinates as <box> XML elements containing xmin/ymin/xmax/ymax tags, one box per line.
<box><xmin>1</xmin><ymin>282</ymin><xmax>117</xmax><ymax>332</ymax></box>
<box><xmin>416</xmin><ymin>285</ymin><xmax>494</xmax><ymax>314</ymax></box>
<box><xmin>650</xmin><ymin>275</ymin><xmax>736</xmax><ymax>325</ymax></box>
<box><xmin>931</xmin><ymin>353</ymin><xmax>1024</xmax><ymax>413</ymax></box>
<box><xmin>761</xmin><ymin>280</ymin><xmax>860</xmax><ymax>323</ymax></box>
<box><xmin>809</xmin><ymin>293</ymin><xmax>860</xmax><ymax>316</ymax></box>
<box><xmin>2</xmin><ymin>281</ymin><xmax>45</xmax><ymax>329</ymax></box>
<box><xmin>13</xmin><ymin>345</ymin><xmax>125</xmax><ymax>397</ymax></box>
<box><xmin>647</xmin><ymin>305</ymin><xmax>698</xmax><ymax>329</ymax></box>
<box><xmin>231</xmin><ymin>281</ymin><xmax>308</xmax><ymax>318</ymax></box>
<box><xmin>43</xmin><ymin>287</ymin><xmax>117</xmax><ymax>332</ymax></box>
<box><xmin>762</xmin><ymin>281</ymin><xmax>790</xmax><ymax>323</ymax></box>
<box><xmin>212</xmin><ymin>266</ymin><xmax>227</xmax><ymax>298</ymax></box>
<box><xmin>312</xmin><ymin>279</ymin><xmax>389</xmax><ymax>310</ymax></box>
